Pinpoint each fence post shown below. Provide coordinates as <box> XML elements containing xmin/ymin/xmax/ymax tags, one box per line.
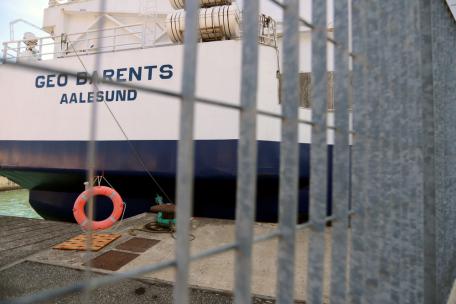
<box><xmin>276</xmin><ymin>0</ymin><xmax>300</xmax><ymax>303</ymax></box>
<box><xmin>307</xmin><ymin>0</ymin><xmax>328</xmax><ymax>302</ymax></box>
<box><xmin>174</xmin><ymin>0</ymin><xmax>199</xmax><ymax>303</ymax></box>
<box><xmin>421</xmin><ymin>1</ymin><xmax>456</xmax><ymax>303</ymax></box>
<box><xmin>233</xmin><ymin>0</ymin><xmax>259</xmax><ymax>303</ymax></box>
<box><xmin>417</xmin><ymin>0</ymin><xmax>436</xmax><ymax>303</ymax></box>
<box><xmin>330</xmin><ymin>0</ymin><xmax>351</xmax><ymax>301</ymax></box>
<box><xmin>361</xmin><ymin>1</ymin><xmax>383</xmax><ymax>302</ymax></box>
<box><xmin>349</xmin><ymin>0</ymin><xmax>369</xmax><ymax>303</ymax></box>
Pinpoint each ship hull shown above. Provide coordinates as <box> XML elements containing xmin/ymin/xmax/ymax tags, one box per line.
<box><xmin>0</xmin><ymin>41</ymin><xmax>334</xmax><ymax>223</ymax></box>
<box><xmin>0</xmin><ymin>140</ymin><xmax>332</xmax><ymax>223</ymax></box>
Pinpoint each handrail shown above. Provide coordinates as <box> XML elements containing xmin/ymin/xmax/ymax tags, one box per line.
<box><xmin>1</xmin><ymin>23</ymin><xmax>148</xmax><ymax>62</ymax></box>
<box><xmin>1</xmin><ymin>17</ymin><xmax>278</xmax><ymax>63</ymax></box>
<box><xmin>2</xmin><ymin>23</ymin><xmax>144</xmax><ymax>45</ymax></box>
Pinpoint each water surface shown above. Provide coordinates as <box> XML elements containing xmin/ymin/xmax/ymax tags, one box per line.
<box><xmin>0</xmin><ymin>189</ymin><xmax>42</xmax><ymax>219</ymax></box>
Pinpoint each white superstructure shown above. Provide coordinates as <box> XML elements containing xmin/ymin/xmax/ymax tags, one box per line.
<box><xmin>0</xmin><ymin>0</ymin><xmax>338</xmax><ymax>145</ymax></box>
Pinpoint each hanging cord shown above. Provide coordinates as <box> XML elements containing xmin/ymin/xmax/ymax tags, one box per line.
<box><xmin>66</xmin><ymin>37</ymin><xmax>174</xmax><ymax>205</ymax></box>
<box><xmin>108</xmin><ymin>201</ymin><xmax>127</xmax><ymax>233</ymax></box>
<box><xmin>99</xmin><ymin>175</ymin><xmax>127</xmax><ymax>233</ymax></box>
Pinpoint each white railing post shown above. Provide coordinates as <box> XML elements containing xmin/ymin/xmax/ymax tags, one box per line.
<box><xmin>2</xmin><ymin>43</ymin><xmax>7</xmax><ymax>63</ymax></box>
<box><xmin>16</xmin><ymin>41</ymin><xmax>20</xmax><ymax>61</ymax></box>
<box><xmin>39</xmin><ymin>38</ymin><xmax>43</xmax><ymax>60</ymax></box>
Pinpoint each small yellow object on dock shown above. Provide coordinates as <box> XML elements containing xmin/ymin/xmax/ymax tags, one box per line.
<box><xmin>53</xmin><ymin>233</ymin><xmax>121</xmax><ymax>251</ymax></box>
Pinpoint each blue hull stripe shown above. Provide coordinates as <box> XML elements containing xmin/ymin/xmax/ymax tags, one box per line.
<box><xmin>0</xmin><ymin>140</ymin><xmax>333</xmax><ymax>222</ymax></box>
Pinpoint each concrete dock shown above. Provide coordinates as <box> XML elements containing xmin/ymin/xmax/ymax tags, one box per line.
<box><xmin>0</xmin><ymin>214</ymin><xmax>331</xmax><ymax>303</ymax></box>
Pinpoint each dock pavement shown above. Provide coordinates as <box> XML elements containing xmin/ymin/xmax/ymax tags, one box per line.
<box><xmin>0</xmin><ymin>214</ymin><xmax>331</xmax><ymax>303</ymax></box>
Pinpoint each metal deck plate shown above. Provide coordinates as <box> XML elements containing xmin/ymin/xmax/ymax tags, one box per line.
<box><xmin>115</xmin><ymin>237</ymin><xmax>160</xmax><ymax>253</ymax></box>
<box><xmin>84</xmin><ymin>250</ymin><xmax>139</xmax><ymax>271</ymax></box>
<box><xmin>53</xmin><ymin>234</ymin><xmax>121</xmax><ymax>251</ymax></box>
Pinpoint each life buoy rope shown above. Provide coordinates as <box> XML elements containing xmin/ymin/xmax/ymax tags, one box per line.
<box><xmin>73</xmin><ymin>186</ymin><xmax>124</xmax><ymax>230</ymax></box>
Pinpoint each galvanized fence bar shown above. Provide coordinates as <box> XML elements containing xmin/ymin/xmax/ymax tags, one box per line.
<box><xmin>348</xmin><ymin>0</ymin><xmax>369</xmax><ymax>303</ymax></box>
<box><xmin>362</xmin><ymin>1</ymin><xmax>383</xmax><ymax>302</ymax></box>
<box><xmin>397</xmin><ymin>1</ymin><xmax>414</xmax><ymax>303</ymax></box>
<box><xmin>404</xmin><ymin>1</ymin><xmax>425</xmax><ymax>302</ymax></box>
<box><xmin>418</xmin><ymin>0</ymin><xmax>437</xmax><ymax>302</ymax></box>
<box><xmin>330</xmin><ymin>0</ymin><xmax>351</xmax><ymax>301</ymax></box>
<box><xmin>376</xmin><ymin>2</ymin><xmax>400</xmax><ymax>302</ymax></box>
<box><xmin>276</xmin><ymin>0</ymin><xmax>300</xmax><ymax>303</ymax></box>
<box><xmin>174</xmin><ymin>0</ymin><xmax>199</xmax><ymax>303</ymax></box>
<box><xmin>307</xmin><ymin>0</ymin><xmax>328</xmax><ymax>302</ymax></box>
<box><xmin>234</xmin><ymin>0</ymin><xmax>260</xmax><ymax>303</ymax></box>
<box><xmin>370</xmin><ymin>3</ymin><xmax>392</xmax><ymax>303</ymax></box>
<box><xmin>82</xmin><ymin>1</ymin><xmax>107</xmax><ymax>303</ymax></box>
<box><xmin>380</xmin><ymin>1</ymin><xmax>403</xmax><ymax>302</ymax></box>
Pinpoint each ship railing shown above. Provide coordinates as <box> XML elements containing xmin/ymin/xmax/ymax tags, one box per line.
<box><xmin>257</xmin><ymin>14</ymin><xmax>278</xmax><ymax>48</ymax></box>
<box><xmin>238</xmin><ymin>14</ymin><xmax>278</xmax><ymax>48</ymax></box>
<box><xmin>1</xmin><ymin>23</ymin><xmax>163</xmax><ymax>63</ymax></box>
<box><xmin>1</xmin><ymin>15</ymin><xmax>279</xmax><ymax>64</ymax></box>
<box><xmin>48</xmin><ymin>0</ymin><xmax>93</xmax><ymax>7</ymax></box>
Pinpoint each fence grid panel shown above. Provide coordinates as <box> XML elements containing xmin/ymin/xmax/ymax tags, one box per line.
<box><xmin>1</xmin><ymin>1</ymin><xmax>451</xmax><ymax>304</ymax></box>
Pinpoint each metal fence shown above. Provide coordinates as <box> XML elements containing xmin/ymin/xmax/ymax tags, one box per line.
<box><xmin>1</xmin><ymin>0</ymin><xmax>455</xmax><ymax>303</ymax></box>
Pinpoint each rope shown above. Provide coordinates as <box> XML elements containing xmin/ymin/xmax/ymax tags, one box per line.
<box><xmin>109</xmin><ymin>201</ymin><xmax>127</xmax><ymax>233</ymax></box>
<box><xmin>66</xmin><ymin>38</ymin><xmax>175</xmax><ymax>205</ymax></box>
<box><xmin>127</xmin><ymin>218</ymin><xmax>196</xmax><ymax>241</ymax></box>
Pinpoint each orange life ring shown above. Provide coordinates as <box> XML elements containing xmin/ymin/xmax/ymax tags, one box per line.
<box><xmin>73</xmin><ymin>186</ymin><xmax>124</xmax><ymax>230</ymax></box>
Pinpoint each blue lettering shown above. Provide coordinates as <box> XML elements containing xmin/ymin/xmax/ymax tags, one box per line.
<box><xmin>96</xmin><ymin>91</ymin><xmax>104</xmax><ymax>102</ymax></box>
<box><xmin>57</xmin><ymin>74</ymin><xmax>68</xmax><ymax>87</ymax></box>
<box><xmin>159</xmin><ymin>65</ymin><xmax>173</xmax><ymax>79</ymax></box>
<box><xmin>87</xmin><ymin>92</ymin><xmax>94</xmax><ymax>103</ymax></box>
<box><xmin>144</xmin><ymin>65</ymin><xmax>157</xmax><ymax>80</ymax></box>
<box><xmin>78</xmin><ymin>93</ymin><xmax>86</xmax><ymax>103</ymax></box>
<box><xmin>60</xmin><ymin>94</ymin><xmax>68</xmax><ymax>104</ymax></box>
<box><xmin>106</xmin><ymin>91</ymin><xmax>115</xmax><ymax>102</ymax></box>
<box><xmin>69</xmin><ymin>93</ymin><xmax>78</xmax><ymax>103</ymax></box>
<box><xmin>76</xmin><ymin>72</ymin><xmax>88</xmax><ymax>85</ymax></box>
<box><xmin>47</xmin><ymin>74</ymin><xmax>56</xmax><ymax>87</ymax></box>
<box><xmin>129</xmin><ymin>67</ymin><xmax>142</xmax><ymax>81</ymax></box>
<box><xmin>127</xmin><ymin>90</ymin><xmax>137</xmax><ymax>101</ymax></box>
<box><xmin>35</xmin><ymin>75</ymin><xmax>46</xmax><ymax>88</ymax></box>
<box><xmin>116</xmin><ymin>68</ymin><xmax>127</xmax><ymax>82</ymax></box>
<box><xmin>103</xmin><ymin>69</ymin><xmax>115</xmax><ymax>81</ymax></box>
<box><xmin>116</xmin><ymin>90</ymin><xmax>126</xmax><ymax>101</ymax></box>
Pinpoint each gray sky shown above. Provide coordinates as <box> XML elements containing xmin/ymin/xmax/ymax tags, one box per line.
<box><xmin>0</xmin><ymin>0</ymin><xmax>48</xmax><ymax>43</ymax></box>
